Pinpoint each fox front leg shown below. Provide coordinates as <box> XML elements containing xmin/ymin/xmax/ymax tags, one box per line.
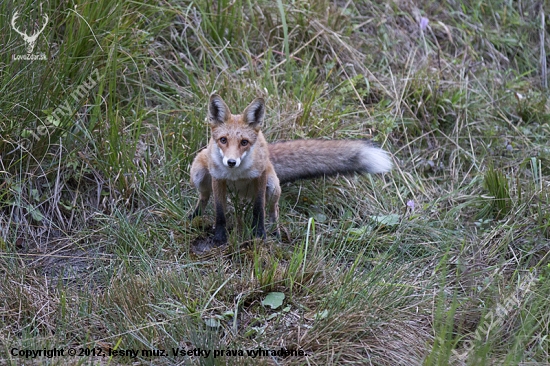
<box><xmin>251</xmin><ymin>172</ymin><xmax>268</xmax><ymax>240</ymax></box>
<box><xmin>212</xmin><ymin>178</ymin><xmax>228</xmax><ymax>245</ymax></box>
<box><xmin>190</xmin><ymin>180</ymin><xmax>211</xmax><ymax>219</ymax></box>
<box><xmin>189</xmin><ymin>150</ymin><xmax>212</xmax><ymax>219</ymax></box>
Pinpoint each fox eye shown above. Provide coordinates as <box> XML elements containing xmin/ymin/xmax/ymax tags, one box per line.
<box><xmin>219</xmin><ymin>137</ymin><xmax>227</xmax><ymax>144</ymax></box>
<box><xmin>241</xmin><ymin>140</ymin><xmax>249</xmax><ymax>146</ymax></box>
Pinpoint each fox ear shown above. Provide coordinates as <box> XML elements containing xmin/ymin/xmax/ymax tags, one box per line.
<box><xmin>243</xmin><ymin>98</ymin><xmax>265</xmax><ymax>129</ymax></box>
<box><xmin>208</xmin><ymin>94</ymin><xmax>231</xmax><ymax>125</ymax></box>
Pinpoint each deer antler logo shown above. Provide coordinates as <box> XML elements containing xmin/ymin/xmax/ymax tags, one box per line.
<box><xmin>11</xmin><ymin>10</ymin><xmax>49</xmax><ymax>54</ymax></box>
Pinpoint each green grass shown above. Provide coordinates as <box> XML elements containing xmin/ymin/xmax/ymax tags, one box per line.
<box><xmin>1</xmin><ymin>0</ymin><xmax>549</xmax><ymax>365</ymax></box>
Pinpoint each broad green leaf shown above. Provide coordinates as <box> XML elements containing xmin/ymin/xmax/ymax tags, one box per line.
<box><xmin>261</xmin><ymin>292</ymin><xmax>285</xmax><ymax>310</ymax></box>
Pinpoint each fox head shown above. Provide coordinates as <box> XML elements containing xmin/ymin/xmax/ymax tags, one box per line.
<box><xmin>208</xmin><ymin>94</ymin><xmax>265</xmax><ymax>169</ymax></box>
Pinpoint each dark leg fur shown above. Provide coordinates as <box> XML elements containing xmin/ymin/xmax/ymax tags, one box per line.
<box><xmin>189</xmin><ymin>195</ymin><xmax>209</xmax><ymax>220</ymax></box>
<box><xmin>189</xmin><ymin>167</ymin><xmax>211</xmax><ymax>219</ymax></box>
<box><xmin>252</xmin><ymin>199</ymin><xmax>266</xmax><ymax>239</ymax></box>
<box><xmin>189</xmin><ymin>203</ymin><xmax>203</xmax><ymax>220</ymax></box>
<box><xmin>251</xmin><ymin>173</ymin><xmax>267</xmax><ymax>239</ymax></box>
<box><xmin>213</xmin><ymin>201</ymin><xmax>227</xmax><ymax>244</ymax></box>
<box><xmin>212</xmin><ymin>180</ymin><xmax>228</xmax><ymax>245</ymax></box>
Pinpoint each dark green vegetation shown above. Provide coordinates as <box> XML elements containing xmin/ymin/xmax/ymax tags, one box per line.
<box><xmin>1</xmin><ymin>0</ymin><xmax>549</xmax><ymax>364</ymax></box>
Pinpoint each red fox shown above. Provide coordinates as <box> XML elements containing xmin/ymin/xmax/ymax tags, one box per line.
<box><xmin>190</xmin><ymin>94</ymin><xmax>393</xmax><ymax>245</ymax></box>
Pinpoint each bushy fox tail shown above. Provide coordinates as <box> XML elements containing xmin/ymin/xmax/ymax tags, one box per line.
<box><xmin>268</xmin><ymin>139</ymin><xmax>392</xmax><ymax>184</ymax></box>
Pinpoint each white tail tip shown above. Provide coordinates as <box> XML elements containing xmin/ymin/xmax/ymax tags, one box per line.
<box><xmin>363</xmin><ymin>147</ymin><xmax>393</xmax><ymax>173</ymax></box>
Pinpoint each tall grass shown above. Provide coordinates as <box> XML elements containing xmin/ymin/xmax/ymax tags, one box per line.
<box><xmin>1</xmin><ymin>0</ymin><xmax>549</xmax><ymax>365</ymax></box>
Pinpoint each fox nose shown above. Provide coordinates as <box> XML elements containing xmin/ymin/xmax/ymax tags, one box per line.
<box><xmin>227</xmin><ymin>159</ymin><xmax>236</xmax><ymax>167</ymax></box>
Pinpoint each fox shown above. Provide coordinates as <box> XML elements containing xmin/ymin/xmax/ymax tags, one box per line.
<box><xmin>190</xmin><ymin>94</ymin><xmax>393</xmax><ymax>245</ymax></box>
